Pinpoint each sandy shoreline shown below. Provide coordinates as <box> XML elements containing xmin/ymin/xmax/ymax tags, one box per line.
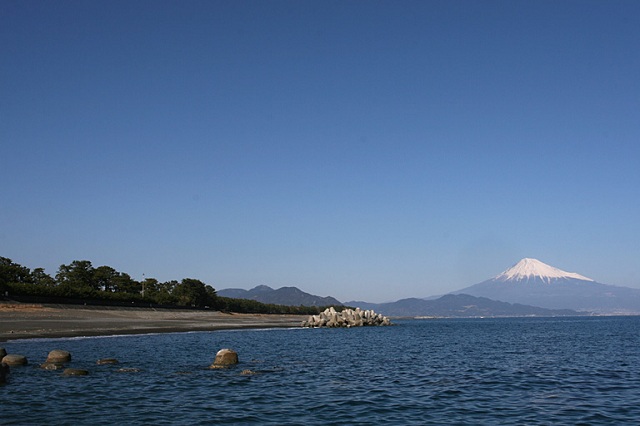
<box><xmin>0</xmin><ymin>302</ymin><xmax>307</xmax><ymax>342</ymax></box>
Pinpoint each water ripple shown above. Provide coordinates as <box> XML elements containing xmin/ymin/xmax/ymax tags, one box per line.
<box><xmin>2</xmin><ymin>317</ymin><xmax>640</xmax><ymax>424</ymax></box>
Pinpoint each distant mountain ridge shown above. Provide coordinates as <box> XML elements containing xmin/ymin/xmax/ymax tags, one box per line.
<box><xmin>345</xmin><ymin>293</ymin><xmax>583</xmax><ymax>317</ymax></box>
<box><xmin>453</xmin><ymin>258</ymin><xmax>640</xmax><ymax>314</ymax></box>
<box><xmin>219</xmin><ymin>258</ymin><xmax>640</xmax><ymax>316</ymax></box>
<box><xmin>218</xmin><ymin>285</ymin><xmax>343</xmax><ymax>307</ymax></box>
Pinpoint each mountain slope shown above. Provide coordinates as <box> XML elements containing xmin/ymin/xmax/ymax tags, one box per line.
<box><xmin>218</xmin><ymin>285</ymin><xmax>342</xmax><ymax>307</ymax></box>
<box><xmin>345</xmin><ymin>294</ymin><xmax>583</xmax><ymax>317</ymax></box>
<box><xmin>453</xmin><ymin>258</ymin><xmax>640</xmax><ymax>313</ymax></box>
<box><xmin>217</xmin><ymin>285</ymin><xmax>274</xmax><ymax>299</ymax></box>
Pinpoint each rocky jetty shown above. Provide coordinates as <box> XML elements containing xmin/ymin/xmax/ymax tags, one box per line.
<box><xmin>302</xmin><ymin>307</ymin><xmax>391</xmax><ymax>328</ymax></box>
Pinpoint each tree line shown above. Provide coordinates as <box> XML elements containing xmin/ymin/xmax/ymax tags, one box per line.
<box><xmin>0</xmin><ymin>256</ymin><xmax>334</xmax><ymax>315</ymax></box>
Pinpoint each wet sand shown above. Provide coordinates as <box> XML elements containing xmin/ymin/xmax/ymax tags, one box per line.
<box><xmin>0</xmin><ymin>302</ymin><xmax>306</xmax><ymax>342</ymax></box>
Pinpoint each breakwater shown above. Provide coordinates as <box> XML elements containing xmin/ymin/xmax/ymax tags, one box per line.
<box><xmin>302</xmin><ymin>307</ymin><xmax>391</xmax><ymax>328</ymax></box>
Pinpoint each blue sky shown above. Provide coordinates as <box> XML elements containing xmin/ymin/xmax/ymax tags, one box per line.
<box><xmin>2</xmin><ymin>0</ymin><xmax>639</xmax><ymax>303</ymax></box>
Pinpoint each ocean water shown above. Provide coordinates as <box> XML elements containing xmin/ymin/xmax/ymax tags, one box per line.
<box><xmin>2</xmin><ymin>316</ymin><xmax>640</xmax><ymax>425</ymax></box>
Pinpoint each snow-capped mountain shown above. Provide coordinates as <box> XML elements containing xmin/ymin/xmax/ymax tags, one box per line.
<box><xmin>494</xmin><ymin>258</ymin><xmax>593</xmax><ymax>283</ymax></box>
<box><xmin>453</xmin><ymin>258</ymin><xmax>640</xmax><ymax>314</ymax></box>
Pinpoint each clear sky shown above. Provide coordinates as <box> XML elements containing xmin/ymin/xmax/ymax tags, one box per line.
<box><xmin>2</xmin><ymin>0</ymin><xmax>639</xmax><ymax>303</ymax></box>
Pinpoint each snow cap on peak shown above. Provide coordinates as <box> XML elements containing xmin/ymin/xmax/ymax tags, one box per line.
<box><xmin>495</xmin><ymin>258</ymin><xmax>593</xmax><ymax>283</ymax></box>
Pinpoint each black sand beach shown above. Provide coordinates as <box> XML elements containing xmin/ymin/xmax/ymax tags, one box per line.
<box><xmin>0</xmin><ymin>302</ymin><xmax>306</xmax><ymax>342</ymax></box>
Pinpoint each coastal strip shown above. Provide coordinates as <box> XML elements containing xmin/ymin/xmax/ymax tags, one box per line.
<box><xmin>0</xmin><ymin>303</ymin><xmax>307</xmax><ymax>342</ymax></box>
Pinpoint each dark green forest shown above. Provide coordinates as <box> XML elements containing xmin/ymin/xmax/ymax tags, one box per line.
<box><xmin>0</xmin><ymin>257</ymin><xmax>334</xmax><ymax>315</ymax></box>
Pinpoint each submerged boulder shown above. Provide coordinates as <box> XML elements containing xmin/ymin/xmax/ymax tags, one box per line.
<box><xmin>116</xmin><ymin>368</ymin><xmax>140</xmax><ymax>373</ymax></box>
<box><xmin>302</xmin><ymin>307</ymin><xmax>392</xmax><ymax>328</ymax></box>
<box><xmin>62</xmin><ymin>368</ymin><xmax>89</xmax><ymax>376</ymax></box>
<box><xmin>96</xmin><ymin>358</ymin><xmax>119</xmax><ymax>365</ymax></box>
<box><xmin>41</xmin><ymin>362</ymin><xmax>65</xmax><ymax>370</ymax></box>
<box><xmin>210</xmin><ymin>349</ymin><xmax>239</xmax><ymax>368</ymax></box>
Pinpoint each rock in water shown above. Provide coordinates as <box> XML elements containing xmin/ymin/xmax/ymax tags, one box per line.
<box><xmin>2</xmin><ymin>354</ymin><xmax>28</xmax><ymax>366</ymax></box>
<box><xmin>116</xmin><ymin>368</ymin><xmax>140</xmax><ymax>373</ymax></box>
<box><xmin>62</xmin><ymin>368</ymin><xmax>89</xmax><ymax>376</ymax></box>
<box><xmin>41</xmin><ymin>362</ymin><xmax>65</xmax><ymax>370</ymax></box>
<box><xmin>210</xmin><ymin>349</ymin><xmax>239</xmax><ymax>368</ymax></box>
<box><xmin>0</xmin><ymin>348</ymin><xmax>7</xmax><ymax>359</ymax></box>
<box><xmin>46</xmin><ymin>350</ymin><xmax>71</xmax><ymax>364</ymax></box>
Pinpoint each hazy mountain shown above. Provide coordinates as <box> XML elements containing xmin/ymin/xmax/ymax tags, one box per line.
<box><xmin>452</xmin><ymin>258</ymin><xmax>640</xmax><ymax>314</ymax></box>
<box><xmin>217</xmin><ymin>285</ymin><xmax>274</xmax><ymax>299</ymax></box>
<box><xmin>345</xmin><ymin>293</ymin><xmax>583</xmax><ymax>317</ymax></box>
<box><xmin>218</xmin><ymin>285</ymin><xmax>343</xmax><ymax>307</ymax></box>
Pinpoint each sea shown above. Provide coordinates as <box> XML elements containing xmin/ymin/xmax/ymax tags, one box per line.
<box><xmin>2</xmin><ymin>316</ymin><xmax>640</xmax><ymax>425</ymax></box>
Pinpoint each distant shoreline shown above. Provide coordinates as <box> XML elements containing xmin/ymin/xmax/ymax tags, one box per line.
<box><xmin>0</xmin><ymin>302</ymin><xmax>306</xmax><ymax>343</ymax></box>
